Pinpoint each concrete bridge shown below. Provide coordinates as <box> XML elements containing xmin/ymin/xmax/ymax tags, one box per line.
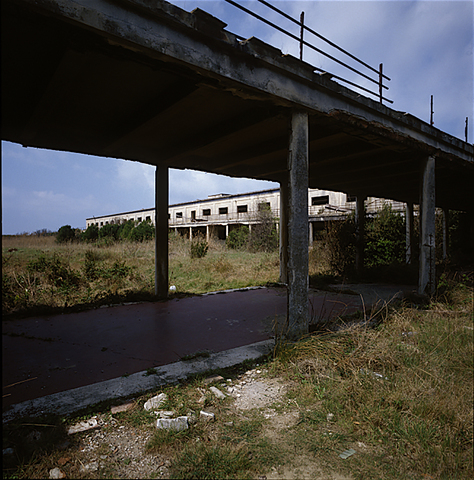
<box><xmin>2</xmin><ymin>0</ymin><xmax>473</xmax><ymax>339</ymax></box>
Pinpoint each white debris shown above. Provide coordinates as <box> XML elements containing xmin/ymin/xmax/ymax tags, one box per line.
<box><xmin>67</xmin><ymin>418</ymin><xmax>99</xmax><ymax>435</ymax></box>
<box><xmin>200</xmin><ymin>411</ymin><xmax>215</xmax><ymax>422</ymax></box>
<box><xmin>144</xmin><ymin>393</ymin><xmax>168</xmax><ymax>411</ymax></box>
<box><xmin>156</xmin><ymin>416</ymin><xmax>189</xmax><ymax>431</ymax></box>
<box><xmin>49</xmin><ymin>468</ymin><xmax>66</xmax><ymax>479</ymax></box>
<box><xmin>209</xmin><ymin>386</ymin><xmax>226</xmax><ymax>399</ymax></box>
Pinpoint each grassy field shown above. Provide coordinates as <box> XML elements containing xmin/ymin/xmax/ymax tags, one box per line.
<box><xmin>2</xmin><ymin>234</ymin><xmax>281</xmax><ymax>317</ymax></box>
<box><xmin>3</xmin><ymin>276</ymin><xmax>473</xmax><ymax>479</ymax></box>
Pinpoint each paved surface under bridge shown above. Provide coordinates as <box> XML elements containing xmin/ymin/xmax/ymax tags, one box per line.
<box><xmin>2</xmin><ymin>285</ymin><xmax>413</xmax><ymax>412</ymax></box>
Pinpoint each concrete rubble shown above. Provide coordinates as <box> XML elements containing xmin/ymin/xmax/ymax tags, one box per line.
<box><xmin>156</xmin><ymin>416</ymin><xmax>189</xmax><ymax>431</ymax></box>
<box><xmin>144</xmin><ymin>393</ymin><xmax>168</xmax><ymax>411</ymax></box>
<box><xmin>67</xmin><ymin>417</ymin><xmax>99</xmax><ymax>435</ymax></box>
<box><xmin>209</xmin><ymin>386</ymin><xmax>226</xmax><ymax>399</ymax></box>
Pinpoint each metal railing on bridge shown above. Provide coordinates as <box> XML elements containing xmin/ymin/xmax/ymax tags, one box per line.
<box><xmin>225</xmin><ymin>0</ymin><xmax>392</xmax><ymax>104</ymax></box>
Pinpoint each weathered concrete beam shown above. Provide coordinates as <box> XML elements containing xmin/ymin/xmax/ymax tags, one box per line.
<box><xmin>419</xmin><ymin>156</ymin><xmax>436</xmax><ymax>295</ymax></box>
<box><xmin>442</xmin><ymin>208</ymin><xmax>449</xmax><ymax>260</ymax></box>
<box><xmin>405</xmin><ymin>202</ymin><xmax>414</xmax><ymax>264</ymax></box>
<box><xmin>286</xmin><ymin>111</ymin><xmax>309</xmax><ymax>340</ymax></box>
<box><xmin>355</xmin><ymin>196</ymin><xmax>366</xmax><ymax>274</ymax></box>
<box><xmin>279</xmin><ymin>177</ymin><xmax>289</xmax><ymax>284</ymax></box>
<box><xmin>155</xmin><ymin>164</ymin><xmax>169</xmax><ymax>298</ymax></box>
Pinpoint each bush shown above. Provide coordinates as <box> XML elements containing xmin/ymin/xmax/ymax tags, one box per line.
<box><xmin>365</xmin><ymin>204</ymin><xmax>405</xmax><ymax>268</ymax></box>
<box><xmin>129</xmin><ymin>220</ymin><xmax>154</xmax><ymax>242</ymax></box>
<box><xmin>98</xmin><ymin>223</ymin><xmax>121</xmax><ymax>240</ymax></box>
<box><xmin>190</xmin><ymin>235</ymin><xmax>209</xmax><ymax>259</ymax></box>
<box><xmin>82</xmin><ymin>224</ymin><xmax>99</xmax><ymax>242</ymax></box>
<box><xmin>248</xmin><ymin>208</ymin><xmax>278</xmax><ymax>253</ymax></box>
<box><xmin>226</xmin><ymin>226</ymin><xmax>249</xmax><ymax>250</ymax></box>
<box><xmin>56</xmin><ymin>225</ymin><xmax>76</xmax><ymax>244</ymax></box>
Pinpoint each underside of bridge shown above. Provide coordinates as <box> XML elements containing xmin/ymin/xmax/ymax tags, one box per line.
<box><xmin>2</xmin><ymin>0</ymin><xmax>473</xmax><ymax>338</ymax></box>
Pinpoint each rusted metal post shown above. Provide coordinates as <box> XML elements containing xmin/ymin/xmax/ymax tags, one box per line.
<box><xmin>430</xmin><ymin>95</ymin><xmax>434</xmax><ymax>126</ymax></box>
<box><xmin>286</xmin><ymin>111</ymin><xmax>309</xmax><ymax>340</ymax></box>
<box><xmin>299</xmin><ymin>11</ymin><xmax>305</xmax><ymax>61</ymax></box>
<box><xmin>155</xmin><ymin>164</ymin><xmax>169</xmax><ymax>298</ymax></box>
<box><xmin>379</xmin><ymin>63</ymin><xmax>383</xmax><ymax>104</ymax></box>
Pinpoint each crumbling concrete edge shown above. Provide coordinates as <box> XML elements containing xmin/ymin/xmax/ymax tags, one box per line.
<box><xmin>2</xmin><ymin>339</ymin><xmax>274</xmax><ymax>424</ymax></box>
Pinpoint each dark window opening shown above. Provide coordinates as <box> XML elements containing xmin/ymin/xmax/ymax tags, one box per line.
<box><xmin>258</xmin><ymin>202</ymin><xmax>271</xmax><ymax>211</ymax></box>
<box><xmin>219</xmin><ymin>207</ymin><xmax>228</xmax><ymax>214</ymax></box>
<box><xmin>237</xmin><ymin>205</ymin><xmax>248</xmax><ymax>213</ymax></box>
<box><xmin>202</xmin><ymin>209</ymin><xmax>211</xmax><ymax>216</ymax></box>
<box><xmin>191</xmin><ymin>211</ymin><xmax>196</xmax><ymax>220</ymax></box>
<box><xmin>176</xmin><ymin>212</ymin><xmax>183</xmax><ymax>218</ymax></box>
<box><xmin>311</xmin><ymin>195</ymin><xmax>329</xmax><ymax>206</ymax></box>
<box><xmin>146</xmin><ymin>216</ymin><xmax>151</xmax><ymax>221</ymax></box>
<box><xmin>137</xmin><ymin>217</ymin><xmax>142</xmax><ymax>222</ymax></box>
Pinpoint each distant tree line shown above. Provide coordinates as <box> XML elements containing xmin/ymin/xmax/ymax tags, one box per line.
<box><xmin>56</xmin><ymin>219</ymin><xmax>154</xmax><ymax>244</ymax></box>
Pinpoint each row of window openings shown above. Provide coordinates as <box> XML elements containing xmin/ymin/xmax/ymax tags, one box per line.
<box><xmin>93</xmin><ymin>197</ymin><xmax>355</xmax><ymax>225</ymax></box>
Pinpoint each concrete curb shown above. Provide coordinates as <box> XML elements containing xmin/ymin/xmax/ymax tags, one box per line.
<box><xmin>2</xmin><ymin>339</ymin><xmax>274</xmax><ymax>424</ymax></box>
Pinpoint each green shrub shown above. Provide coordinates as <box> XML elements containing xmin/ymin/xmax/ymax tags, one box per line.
<box><xmin>129</xmin><ymin>220</ymin><xmax>154</xmax><ymax>242</ymax></box>
<box><xmin>56</xmin><ymin>225</ymin><xmax>76</xmax><ymax>244</ymax></box>
<box><xmin>226</xmin><ymin>226</ymin><xmax>249</xmax><ymax>250</ymax></box>
<box><xmin>190</xmin><ymin>235</ymin><xmax>209</xmax><ymax>259</ymax></box>
<box><xmin>365</xmin><ymin>204</ymin><xmax>405</xmax><ymax>268</ymax></box>
<box><xmin>81</xmin><ymin>224</ymin><xmax>99</xmax><ymax>242</ymax></box>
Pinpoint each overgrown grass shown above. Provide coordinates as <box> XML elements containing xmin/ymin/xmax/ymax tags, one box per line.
<box><xmin>2</xmin><ymin>234</ymin><xmax>279</xmax><ymax>317</ymax></box>
<box><xmin>270</xmin><ymin>278</ymin><xmax>473</xmax><ymax>479</ymax></box>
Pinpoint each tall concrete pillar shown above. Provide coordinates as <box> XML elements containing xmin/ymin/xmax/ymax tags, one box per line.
<box><xmin>406</xmin><ymin>202</ymin><xmax>414</xmax><ymax>264</ymax></box>
<box><xmin>206</xmin><ymin>225</ymin><xmax>210</xmax><ymax>243</ymax></box>
<box><xmin>442</xmin><ymin>208</ymin><xmax>449</xmax><ymax>260</ymax></box>
<box><xmin>155</xmin><ymin>165</ymin><xmax>169</xmax><ymax>299</ymax></box>
<box><xmin>286</xmin><ymin>111</ymin><xmax>309</xmax><ymax>341</ymax></box>
<box><xmin>279</xmin><ymin>177</ymin><xmax>289</xmax><ymax>284</ymax></box>
<box><xmin>225</xmin><ymin>224</ymin><xmax>229</xmax><ymax>239</ymax></box>
<box><xmin>309</xmin><ymin>222</ymin><xmax>314</xmax><ymax>247</ymax></box>
<box><xmin>189</xmin><ymin>227</ymin><xmax>192</xmax><ymax>240</ymax></box>
<box><xmin>419</xmin><ymin>156</ymin><xmax>436</xmax><ymax>295</ymax></box>
<box><xmin>355</xmin><ymin>196</ymin><xmax>366</xmax><ymax>273</ymax></box>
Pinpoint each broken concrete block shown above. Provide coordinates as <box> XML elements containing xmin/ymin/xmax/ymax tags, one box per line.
<box><xmin>200</xmin><ymin>411</ymin><xmax>215</xmax><ymax>422</ymax></box>
<box><xmin>203</xmin><ymin>375</ymin><xmax>224</xmax><ymax>385</ymax></box>
<box><xmin>339</xmin><ymin>448</ymin><xmax>356</xmax><ymax>459</ymax></box>
<box><xmin>144</xmin><ymin>393</ymin><xmax>168</xmax><ymax>411</ymax></box>
<box><xmin>111</xmin><ymin>402</ymin><xmax>134</xmax><ymax>414</ymax></box>
<box><xmin>156</xmin><ymin>416</ymin><xmax>189</xmax><ymax>431</ymax></box>
<box><xmin>159</xmin><ymin>410</ymin><xmax>175</xmax><ymax>419</ymax></box>
<box><xmin>209</xmin><ymin>386</ymin><xmax>226</xmax><ymax>399</ymax></box>
<box><xmin>67</xmin><ymin>418</ymin><xmax>99</xmax><ymax>435</ymax></box>
<box><xmin>49</xmin><ymin>468</ymin><xmax>66</xmax><ymax>479</ymax></box>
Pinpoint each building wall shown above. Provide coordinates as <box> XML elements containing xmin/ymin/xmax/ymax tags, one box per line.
<box><xmin>86</xmin><ymin>188</ymin><xmax>405</xmax><ymax>231</ymax></box>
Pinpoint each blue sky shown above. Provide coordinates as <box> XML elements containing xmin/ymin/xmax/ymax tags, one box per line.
<box><xmin>2</xmin><ymin>0</ymin><xmax>472</xmax><ymax>234</ymax></box>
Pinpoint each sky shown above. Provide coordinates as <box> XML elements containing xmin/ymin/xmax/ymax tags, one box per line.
<box><xmin>2</xmin><ymin>0</ymin><xmax>472</xmax><ymax>234</ymax></box>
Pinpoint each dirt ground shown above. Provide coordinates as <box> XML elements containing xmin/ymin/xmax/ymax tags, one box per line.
<box><xmin>12</xmin><ymin>367</ymin><xmax>352</xmax><ymax>479</ymax></box>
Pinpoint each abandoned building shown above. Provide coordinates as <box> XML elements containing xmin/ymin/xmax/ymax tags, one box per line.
<box><xmin>86</xmin><ymin>187</ymin><xmax>405</xmax><ymax>242</ymax></box>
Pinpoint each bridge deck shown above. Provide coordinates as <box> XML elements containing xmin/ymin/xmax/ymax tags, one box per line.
<box><xmin>2</xmin><ymin>0</ymin><xmax>473</xmax><ymax>211</ymax></box>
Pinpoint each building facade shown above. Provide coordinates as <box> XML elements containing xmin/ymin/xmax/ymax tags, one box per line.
<box><xmin>86</xmin><ymin>188</ymin><xmax>405</xmax><ymax>242</ymax></box>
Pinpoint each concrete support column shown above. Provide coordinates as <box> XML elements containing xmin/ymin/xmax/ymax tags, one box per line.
<box><xmin>189</xmin><ymin>227</ymin><xmax>192</xmax><ymax>240</ymax></box>
<box><xmin>419</xmin><ymin>156</ymin><xmax>436</xmax><ymax>295</ymax></box>
<box><xmin>279</xmin><ymin>176</ymin><xmax>289</xmax><ymax>284</ymax></box>
<box><xmin>155</xmin><ymin>165</ymin><xmax>169</xmax><ymax>299</ymax></box>
<box><xmin>355</xmin><ymin>196</ymin><xmax>366</xmax><ymax>274</ymax></box>
<box><xmin>442</xmin><ymin>208</ymin><xmax>449</xmax><ymax>260</ymax></box>
<box><xmin>286</xmin><ymin>111</ymin><xmax>309</xmax><ymax>341</ymax></box>
<box><xmin>309</xmin><ymin>221</ymin><xmax>314</xmax><ymax>247</ymax></box>
<box><xmin>206</xmin><ymin>225</ymin><xmax>210</xmax><ymax>243</ymax></box>
<box><xmin>406</xmin><ymin>202</ymin><xmax>414</xmax><ymax>264</ymax></box>
<box><xmin>225</xmin><ymin>224</ymin><xmax>229</xmax><ymax>239</ymax></box>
